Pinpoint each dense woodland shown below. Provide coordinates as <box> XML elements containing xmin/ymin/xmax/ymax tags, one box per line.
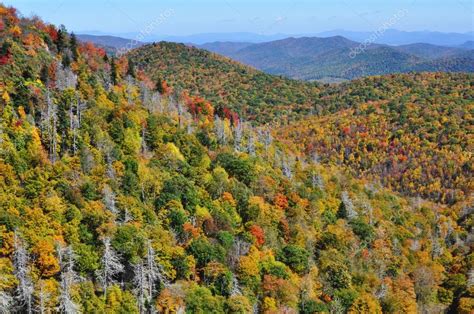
<box><xmin>0</xmin><ymin>5</ymin><xmax>473</xmax><ymax>314</ymax></box>
<box><xmin>277</xmin><ymin>73</ymin><xmax>473</xmax><ymax>205</ymax></box>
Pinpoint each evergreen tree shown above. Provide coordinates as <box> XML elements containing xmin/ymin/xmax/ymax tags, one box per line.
<box><xmin>110</xmin><ymin>57</ymin><xmax>119</xmax><ymax>86</ymax></box>
<box><xmin>70</xmin><ymin>32</ymin><xmax>79</xmax><ymax>61</ymax></box>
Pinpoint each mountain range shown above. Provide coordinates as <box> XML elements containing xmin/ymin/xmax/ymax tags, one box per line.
<box><xmin>201</xmin><ymin>36</ymin><xmax>474</xmax><ymax>81</ymax></box>
<box><xmin>78</xmin><ymin>33</ymin><xmax>474</xmax><ymax>82</ymax></box>
<box><xmin>78</xmin><ymin>29</ymin><xmax>474</xmax><ymax>46</ymax></box>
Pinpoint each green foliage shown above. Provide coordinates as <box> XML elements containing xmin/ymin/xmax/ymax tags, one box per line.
<box><xmin>185</xmin><ymin>285</ymin><xmax>224</xmax><ymax>314</ymax></box>
<box><xmin>277</xmin><ymin>245</ymin><xmax>310</xmax><ymax>275</ymax></box>
<box><xmin>215</xmin><ymin>153</ymin><xmax>256</xmax><ymax>185</ymax></box>
<box><xmin>186</xmin><ymin>237</ymin><xmax>224</xmax><ymax>268</ymax></box>
<box><xmin>349</xmin><ymin>219</ymin><xmax>375</xmax><ymax>243</ymax></box>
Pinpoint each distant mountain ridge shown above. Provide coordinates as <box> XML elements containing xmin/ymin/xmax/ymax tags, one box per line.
<box><xmin>77</xmin><ymin>34</ymin><xmax>145</xmax><ymax>54</ymax></box>
<box><xmin>201</xmin><ymin>36</ymin><xmax>474</xmax><ymax>81</ymax></box>
<box><xmin>77</xmin><ymin>32</ymin><xmax>474</xmax><ymax>81</ymax></box>
<box><xmin>315</xmin><ymin>29</ymin><xmax>474</xmax><ymax>46</ymax></box>
<box><xmin>77</xmin><ymin>29</ymin><xmax>473</xmax><ymax>46</ymax></box>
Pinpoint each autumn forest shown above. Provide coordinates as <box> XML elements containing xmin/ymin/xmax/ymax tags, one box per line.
<box><xmin>0</xmin><ymin>4</ymin><xmax>473</xmax><ymax>314</ymax></box>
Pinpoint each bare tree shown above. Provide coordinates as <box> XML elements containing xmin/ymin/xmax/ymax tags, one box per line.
<box><xmin>56</xmin><ymin>64</ymin><xmax>77</xmax><ymax>91</ymax></box>
<box><xmin>261</xmin><ymin>127</ymin><xmax>273</xmax><ymax>155</ymax></box>
<box><xmin>281</xmin><ymin>154</ymin><xmax>293</xmax><ymax>179</ymax></box>
<box><xmin>41</xmin><ymin>90</ymin><xmax>58</xmax><ymax>163</ymax></box>
<box><xmin>140</xmin><ymin>82</ymin><xmax>151</xmax><ymax>109</ymax></box>
<box><xmin>341</xmin><ymin>191</ymin><xmax>358</xmax><ymax>219</ymax></box>
<box><xmin>230</xmin><ymin>273</ymin><xmax>242</xmax><ymax>297</ymax></box>
<box><xmin>468</xmin><ymin>268</ymin><xmax>474</xmax><ymax>288</ymax></box>
<box><xmin>132</xmin><ymin>262</ymin><xmax>147</xmax><ymax>313</ymax></box>
<box><xmin>96</xmin><ymin>238</ymin><xmax>124</xmax><ymax>297</ymax></box>
<box><xmin>214</xmin><ymin>116</ymin><xmax>226</xmax><ymax>145</ymax></box>
<box><xmin>311</xmin><ymin>172</ymin><xmax>324</xmax><ymax>190</ymax></box>
<box><xmin>0</xmin><ymin>291</ymin><xmax>13</xmax><ymax>314</ymax></box>
<box><xmin>125</xmin><ymin>76</ymin><xmax>135</xmax><ymax>105</ymax></box>
<box><xmin>57</xmin><ymin>246</ymin><xmax>80</xmax><ymax>314</ymax></box>
<box><xmin>233</xmin><ymin>122</ymin><xmax>243</xmax><ymax>152</ymax></box>
<box><xmin>103</xmin><ymin>185</ymin><xmax>118</xmax><ymax>216</ymax></box>
<box><xmin>150</xmin><ymin>92</ymin><xmax>162</xmax><ymax>113</ymax></box>
<box><xmin>13</xmin><ymin>233</ymin><xmax>34</xmax><ymax>314</ymax></box>
<box><xmin>247</xmin><ymin>133</ymin><xmax>256</xmax><ymax>157</ymax></box>
<box><xmin>141</xmin><ymin>123</ymin><xmax>148</xmax><ymax>156</ymax></box>
<box><xmin>36</xmin><ymin>281</ymin><xmax>51</xmax><ymax>314</ymax></box>
<box><xmin>133</xmin><ymin>241</ymin><xmax>169</xmax><ymax>313</ymax></box>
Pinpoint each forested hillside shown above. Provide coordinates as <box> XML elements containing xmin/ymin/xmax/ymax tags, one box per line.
<box><xmin>276</xmin><ymin>72</ymin><xmax>473</xmax><ymax>204</ymax></box>
<box><xmin>0</xmin><ymin>4</ymin><xmax>473</xmax><ymax>314</ymax></box>
<box><xmin>127</xmin><ymin>42</ymin><xmax>320</xmax><ymax>122</ymax></box>
<box><xmin>129</xmin><ymin>42</ymin><xmax>473</xmax><ymax>206</ymax></box>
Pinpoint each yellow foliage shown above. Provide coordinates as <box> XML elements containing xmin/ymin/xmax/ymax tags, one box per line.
<box><xmin>10</xmin><ymin>25</ymin><xmax>22</xmax><ymax>37</ymax></box>
<box><xmin>2</xmin><ymin>91</ymin><xmax>10</xmax><ymax>103</ymax></box>
<box><xmin>348</xmin><ymin>293</ymin><xmax>382</xmax><ymax>314</ymax></box>
<box><xmin>195</xmin><ymin>205</ymin><xmax>211</xmax><ymax>221</ymax></box>
<box><xmin>457</xmin><ymin>296</ymin><xmax>474</xmax><ymax>314</ymax></box>
<box><xmin>262</xmin><ymin>297</ymin><xmax>278</xmax><ymax>313</ymax></box>
<box><xmin>0</xmin><ymin>257</ymin><xmax>16</xmax><ymax>290</ymax></box>
<box><xmin>239</xmin><ymin>246</ymin><xmax>261</xmax><ymax>279</ymax></box>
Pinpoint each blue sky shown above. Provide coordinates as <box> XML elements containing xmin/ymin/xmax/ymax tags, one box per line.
<box><xmin>4</xmin><ymin>0</ymin><xmax>473</xmax><ymax>37</ymax></box>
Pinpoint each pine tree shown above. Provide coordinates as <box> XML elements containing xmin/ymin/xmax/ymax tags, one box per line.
<box><xmin>55</xmin><ymin>25</ymin><xmax>68</xmax><ymax>53</ymax></box>
<box><xmin>110</xmin><ymin>57</ymin><xmax>119</xmax><ymax>86</ymax></box>
<box><xmin>155</xmin><ymin>77</ymin><xmax>165</xmax><ymax>94</ymax></box>
<box><xmin>127</xmin><ymin>58</ymin><xmax>136</xmax><ymax>78</ymax></box>
<box><xmin>69</xmin><ymin>32</ymin><xmax>79</xmax><ymax>61</ymax></box>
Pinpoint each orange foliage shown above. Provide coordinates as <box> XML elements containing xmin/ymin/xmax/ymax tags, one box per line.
<box><xmin>183</xmin><ymin>222</ymin><xmax>200</xmax><ymax>239</ymax></box>
<box><xmin>32</xmin><ymin>240</ymin><xmax>60</xmax><ymax>277</ymax></box>
<box><xmin>273</xmin><ymin>193</ymin><xmax>289</xmax><ymax>210</ymax></box>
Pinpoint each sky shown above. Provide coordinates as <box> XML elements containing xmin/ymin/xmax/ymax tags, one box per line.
<box><xmin>4</xmin><ymin>0</ymin><xmax>474</xmax><ymax>38</ymax></box>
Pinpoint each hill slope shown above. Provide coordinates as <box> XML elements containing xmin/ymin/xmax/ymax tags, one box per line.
<box><xmin>127</xmin><ymin>42</ymin><xmax>320</xmax><ymax>122</ymax></box>
<box><xmin>276</xmin><ymin>73</ymin><xmax>474</xmax><ymax>204</ymax></box>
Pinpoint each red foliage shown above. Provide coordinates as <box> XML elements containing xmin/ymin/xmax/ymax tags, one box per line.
<box><xmin>0</xmin><ymin>54</ymin><xmax>10</xmax><ymax>65</ymax></box>
<box><xmin>342</xmin><ymin>126</ymin><xmax>351</xmax><ymax>135</ymax></box>
<box><xmin>222</xmin><ymin>107</ymin><xmax>239</xmax><ymax>126</ymax></box>
<box><xmin>160</xmin><ymin>80</ymin><xmax>171</xmax><ymax>95</ymax></box>
<box><xmin>46</xmin><ymin>25</ymin><xmax>58</xmax><ymax>42</ymax></box>
<box><xmin>249</xmin><ymin>224</ymin><xmax>265</xmax><ymax>246</ymax></box>
<box><xmin>0</xmin><ymin>20</ymin><xmax>4</xmax><ymax>32</ymax></box>
<box><xmin>322</xmin><ymin>293</ymin><xmax>332</xmax><ymax>303</ymax></box>
<box><xmin>183</xmin><ymin>94</ymin><xmax>214</xmax><ymax>120</ymax></box>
